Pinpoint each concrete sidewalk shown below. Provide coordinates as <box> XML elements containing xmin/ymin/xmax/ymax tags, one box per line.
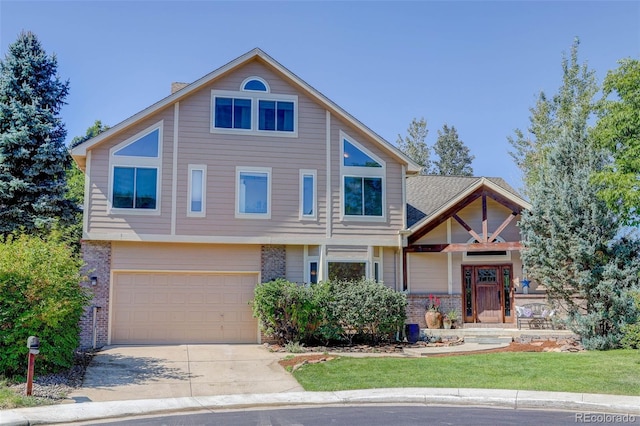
<box><xmin>3</xmin><ymin>388</ymin><xmax>639</xmax><ymax>425</ymax></box>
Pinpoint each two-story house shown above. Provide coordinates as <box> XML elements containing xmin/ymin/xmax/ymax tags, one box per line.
<box><xmin>71</xmin><ymin>49</ymin><xmax>533</xmax><ymax>348</ymax></box>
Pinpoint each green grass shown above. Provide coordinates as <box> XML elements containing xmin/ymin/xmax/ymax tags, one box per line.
<box><xmin>0</xmin><ymin>379</ymin><xmax>51</xmax><ymax>410</ymax></box>
<box><xmin>292</xmin><ymin>350</ymin><xmax>640</xmax><ymax>396</ymax></box>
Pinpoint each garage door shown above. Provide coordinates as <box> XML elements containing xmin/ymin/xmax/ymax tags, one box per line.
<box><xmin>111</xmin><ymin>272</ymin><xmax>259</xmax><ymax>344</ymax></box>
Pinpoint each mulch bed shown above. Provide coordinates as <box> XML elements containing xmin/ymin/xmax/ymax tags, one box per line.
<box><xmin>276</xmin><ymin>339</ymin><xmax>583</xmax><ymax>369</ymax></box>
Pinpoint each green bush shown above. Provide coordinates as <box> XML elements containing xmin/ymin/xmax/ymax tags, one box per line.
<box><xmin>0</xmin><ymin>234</ymin><xmax>89</xmax><ymax>378</ymax></box>
<box><xmin>251</xmin><ymin>278</ymin><xmax>406</xmax><ymax>346</ymax></box>
<box><xmin>330</xmin><ymin>279</ymin><xmax>407</xmax><ymax>344</ymax></box>
<box><xmin>251</xmin><ymin>279</ymin><xmax>321</xmax><ymax>343</ymax></box>
<box><xmin>621</xmin><ymin>292</ymin><xmax>640</xmax><ymax>349</ymax></box>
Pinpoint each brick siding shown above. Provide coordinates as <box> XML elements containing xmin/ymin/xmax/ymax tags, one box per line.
<box><xmin>78</xmin><ymin>241</ymin><xmax>111</xmax><ymax>349</ymax></box>
<box><xmin>261</xmin><ymin>245</ymin><xmax>286</xmax><ymax>282</ymax></box>
<box><xmin>406</xmin><ymin>294</ymin><xmax>462</xmax><ymax>327</ymax></box>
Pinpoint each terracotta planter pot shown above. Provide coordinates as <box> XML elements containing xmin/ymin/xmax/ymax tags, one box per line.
<box><xmin>425</xmin><ymin>310</ymin><xmax>442</xmax><ymax>329</ymax></box>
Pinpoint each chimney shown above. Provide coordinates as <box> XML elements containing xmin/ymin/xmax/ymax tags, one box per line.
<box><xmin>171</xmin><ymin>82</ymin><xmax>189</xmax><ymax>94</ymax></box>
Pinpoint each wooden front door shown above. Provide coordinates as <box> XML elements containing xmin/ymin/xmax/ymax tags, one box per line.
<box><xmin>463</xmin><ymin>265</ymin><xmax>513</xmax><ymax>323</ymax></box>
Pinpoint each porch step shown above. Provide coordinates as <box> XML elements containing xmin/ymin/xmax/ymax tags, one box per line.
<box><xmin>464</xmin><ymin>335</ymin><xmax>513</xmax><ymax>345</ymax></box>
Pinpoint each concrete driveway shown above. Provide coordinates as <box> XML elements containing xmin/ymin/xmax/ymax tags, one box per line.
<box><xmin>67</xmin><ymin>345</ymin><xmax>303</xmax><ymax>403</ymax></box>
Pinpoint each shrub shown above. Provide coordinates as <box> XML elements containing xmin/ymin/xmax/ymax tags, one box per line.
<box><xmin>251</xmin><ymin>279</ymin><xmax>321</xmax><ymax>343</ymax></box>
<box><xmin>0</xmin><ymin>234</ymin><xmax>89</xmax><ymax>378</ymax></box>
<box><xmin>621</xmin><ymin>291</ymin><xmax>640</xmax><ymax>349</ymax></box>
<box><xmin>329</xmin><ymin>279</ymin><xmax>407</xmax><ymax>344</ymax></box>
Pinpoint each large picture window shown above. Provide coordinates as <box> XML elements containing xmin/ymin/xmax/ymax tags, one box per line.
<box><xmin>109</xmin><ymin>122</ymin><xmax>162</xmax><ymax>213</ymax></box>
<box><xmin>236</xmin><ymin>167</ymin><xmax>271</xmax><ymax>218</ymax></box>
<box><xmin>340</xmin><ymin>132</ymin><xmax>385</xmax><ymax>220</ymax></box>
<box><xmin>328</xmin><ymin>262</ymin><xmax>366</xmax><ymax>282</ymax></box>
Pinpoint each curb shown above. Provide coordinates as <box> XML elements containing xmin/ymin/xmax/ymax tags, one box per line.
<box><xmin>2</xmin><ymin>389</ymin><xmax>639</xmax><ymax>425</ymax></box>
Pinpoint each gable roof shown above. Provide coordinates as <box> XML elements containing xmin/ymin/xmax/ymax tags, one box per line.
<box><xmin>406</xmin><ymin>175</ymin><xmax>530</xmax><ymax>231</ymax></box>
<box><xmin>70</xmin><ymin>48</ymin><xmax>421</xmax><ymax>173</ymax></box>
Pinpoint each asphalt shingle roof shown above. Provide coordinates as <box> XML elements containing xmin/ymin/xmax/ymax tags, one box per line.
<box><xmin>406</xmin><ymin>175</ymin><xmax>522</xmax><ymax>228</ymax></box>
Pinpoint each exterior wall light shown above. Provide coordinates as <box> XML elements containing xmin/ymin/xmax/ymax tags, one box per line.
<box><xmin>90</xmin><ymin>276</ymin><xmax>98</xmax><ymax>286</ymax></box>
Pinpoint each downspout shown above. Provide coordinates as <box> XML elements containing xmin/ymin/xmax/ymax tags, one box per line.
<box><xmin>91</xmin><ymin>305</ymin><xmax>101</xmax><ymax>350</ymax></box>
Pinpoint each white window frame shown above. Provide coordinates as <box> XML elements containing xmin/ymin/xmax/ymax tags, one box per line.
<box><xmin>299</xmin><ymin>169</ymin><xmax>317</xmax><ymax>220</ymax></box>
<box><xmin>339</xmin><ymin>131</ymin><xmax>386</xmax><ymax>222</ymax></box>
<box><xmin>187</xmin><ymin>164</ymin><xmax>206</xmax><ymax>217</ymax></box>
<box><xmin>235</xmin><ymin>166</ymin><xmax>272</xmax><ymax>219</ymax></box>
<box><xmin>210</xmin><ymin>89</ymin><xmax>298</xmax><ymax>137</ymax></box>
<box><xmin>241</xmin><ymin>76</ymin><xmax>270</xmax><ymax>92</ymax></box>
<box><xmin>108</xmin><ymin>121</ymin><xmax>163</xmax><ymax>215</ymax></box>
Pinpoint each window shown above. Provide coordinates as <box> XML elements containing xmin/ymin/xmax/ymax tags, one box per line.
<box><xmin>309</xmin><ymin>261</ymin><xmax>318</xmax><ymax>284</ymax></box>
<box><xmin>211</xmin><ymin>80</ymin><xmax>297</xmax><ymax>136</ymax></box>
<box><xmin>462</xmin><ymin>236</ymin><xmax>512</xmax><ymax>261</ymax></box>
<box><xmin>109</xmin><ymin>122</ymin><xmax>162</xmax><ymax>213</ymax></box>
<box><xmin>113</xmin><ymin>167</ymin><xmax>157</xmax><ymax>209</ymax></box>
<box><xmin>328</xmin><ymin>262</ymin><xmax>366</xmax><ymax>282</ymax></box>
<box><xmin>299</xmin><ymin>170</ymin><xmax>316</xmax><ymax>220</ymax></box>
<box><xmin>242</xmin><ymin>76</ymin><xmax>269</xmax><ymax>92</ymax></box>
<box><xmin>188</xmin><ymin>165</ymin><xmax>206</xmax><ymax>217</ymax></box>
<box><xmin>214</xmin><ymin>97</ymin><xmax>251</xmax><ymax>129</ymax></box>
<box><xmin>236</xmin><ymin>167</ymin><xmax>271</xmax><ymax>218</ymax></box>
<box><xmin>259</xmin><ymin>100</ymin><xmax>294</xmax><ymax>131</ymax></box>
<box><xmin>340</xmin><ymin>132</ymin><xmax>385</xmax><ymax>220</ymax></box>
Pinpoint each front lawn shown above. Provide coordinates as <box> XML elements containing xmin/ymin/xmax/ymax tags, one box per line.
<box><xmin>0</xmin><ymin>380</ymin><xmax>51</xmax><ymax>410</ymax></box>
<box><xmin>292</xmin><ymin>350</ymin><xmax>640</xmax><ymax>395</ymax></box>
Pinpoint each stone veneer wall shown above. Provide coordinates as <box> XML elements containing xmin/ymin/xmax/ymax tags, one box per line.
<box><xmin>261</xmin><ymin>245</ymin><xmax>286</xmax><ymax>282</ymax></box>
<box><xmin>78</xmin><ymin>241</ymin><xmax>111</xmax><ymax>349</ymax></box>
<box><xmin>406</xmin><ymin>294</ymin><xmax>462</xmax><ymax>328</ymax></box>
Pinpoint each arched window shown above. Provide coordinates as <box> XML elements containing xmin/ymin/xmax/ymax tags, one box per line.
<box><xmin>241</xmin><ymin>76</ymin><xmax>269</xmax><ymax>92</ymax></box>
<box><xmin>463</xmin><ymin>236</ymin><xmax>511</xmax><ymax>261</ymax></box>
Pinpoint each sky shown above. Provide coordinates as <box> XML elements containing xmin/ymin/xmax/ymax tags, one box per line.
<box><xmin>1</xmin><ymin>1</ymin><xmax>639</xmax><ymax>191</ymax></box>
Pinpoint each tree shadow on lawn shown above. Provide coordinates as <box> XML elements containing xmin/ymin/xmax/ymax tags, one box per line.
<box><xmin>81</xmin><ymin>353</ymin><xmax>199</xmax><ymax>387</ymax></box>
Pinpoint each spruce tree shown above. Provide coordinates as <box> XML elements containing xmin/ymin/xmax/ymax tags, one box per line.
<box><xmin>432</xmin><ymin>124</ymin><xmax>474</xmax><ymax>176</ymax></box>
<box><xmin>396</xmin><ymin>117</ymin><xmax>430</xmax><ymax>174</ymax></box>
<box><xmin>519</xmin><ymin>112</ymin><xmax>640</xmax><ymax>349</ymax></box>
<box><xmin>0</xmin><ymin>31</ymin><xmax>73</xmax><ymax>234</ymax></box>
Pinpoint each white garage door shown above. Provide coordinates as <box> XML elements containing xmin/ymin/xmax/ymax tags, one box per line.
<box><xmin>111</xmin><ymin>272</ymin><xmax>259</xmax><ymax>344</ymax></box>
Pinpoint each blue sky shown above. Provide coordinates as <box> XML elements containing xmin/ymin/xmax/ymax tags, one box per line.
<box><xmin>1</xmin><ymin>1</ymin><xmax>639</xmax><ymax>190</ymax></box>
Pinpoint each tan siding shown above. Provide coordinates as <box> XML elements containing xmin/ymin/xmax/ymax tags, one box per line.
<box><xmin>286</xmin><ymin>245</ymin><xmax>304</xmax><ymax>283</ymax></box>
<box><xmin>452</xmin><ymin>198</ymin><xmax>521</xmax><ymax>243</ymax></box>
<box><xmin>382</xmin><ymin>247</ymin><xmax>397</xmax><ymax>289</ymax></box>
<box><xmin>111</xmin><ymin>242</ymin><xmax>260</xmax><ymax>272</ymax></box>
<box><xmin>408</xmin><ymin>253</ymin><xmax>448</xmax><ymax>293</ymax></box>
<box><xmin>328</xmin><ymin>115</ymin><xmax>404</xmax><ymax>240</ymax></box>
<box><xmin>414</xmin><ymin>221</ymin><xmax>448</xmax><ymax>244</ymax></box>
<box><xmin>174</xmin><ymin>60</ymin><xmax>329</xmax><ymax>240</ymax></box>
<box><xmin>87</xmin><ymin>108</ymin><xmax>175</xmax><ymax>235</ymax></box>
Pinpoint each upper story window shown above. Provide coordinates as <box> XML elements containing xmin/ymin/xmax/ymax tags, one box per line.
<box><xmin>211</xmin><ymin>76</ymin><xmax>297</xmax><ymax>137</ymax></box>
<box><xmin>299</xmin><ymin>169</ymin><xmax>317</xmax><ymax>220</ymax></box>
<box><xmin>109</xmin><ymin>122</ymin><xmax>163</xmax><ymax>214</ymax></box>
<box><xmin>340</xmin><ymin>131</ymin><xmax>386</xmax><ymax>221</ymax></box>
<box><xmin>236</xmin><ymin>166</ymin><xmax>271</xmax><ymax>219</ymax></box>
<box><xmin>188</xmin><ymin>165</ymin><xmax>206</xmax><ymax>217</ymax></box>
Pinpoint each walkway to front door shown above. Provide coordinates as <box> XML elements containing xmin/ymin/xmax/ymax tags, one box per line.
<box><xmin>462</xmin><ymin>265</ymin><xmax>513</xmax><ymax>323</ymax></box>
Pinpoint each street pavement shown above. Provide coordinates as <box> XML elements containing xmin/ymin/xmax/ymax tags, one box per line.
<box><xmin>1</xmin><ymin>343</ymin><xmax>639</xmax><ymax>425</ymax></box>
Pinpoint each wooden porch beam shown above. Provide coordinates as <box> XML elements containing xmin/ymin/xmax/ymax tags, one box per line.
<box><xmin>406</xmin><ymin>241</ymin><xmax>523</xmax><ymax>253</ymax></box>
<box><xmin>489</xmin><ymin>211</ymin><xmax>518</xmax><ymax>242</ymax></box>
<box><xmin>482</xmin><ymin>194</ymin><xmax>488</xmax><ymax>242</ymax></box>
<box><xmin>452</xmin><ymin>214</ymin><xmax>483</xmax><ymax>243</ymax></box>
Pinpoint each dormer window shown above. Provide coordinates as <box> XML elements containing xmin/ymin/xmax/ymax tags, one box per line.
<box><xmin>109</xmin><ymin>122</ymin><xmax>163</xmax><ymax>214</ymax></box>
<box><xmin>211</xmin><ymin>76</ymin><xmax>297</xmax><ymax>136</ymax></box>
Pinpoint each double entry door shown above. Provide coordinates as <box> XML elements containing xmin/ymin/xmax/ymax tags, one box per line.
<box><xmin>462</xmin><ymin>265</ymin><xmax>513</xmax><ymax>323</ymax></box>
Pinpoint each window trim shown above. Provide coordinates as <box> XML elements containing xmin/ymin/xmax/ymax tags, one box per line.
<box><xmin>210</xmin><ymin>89</ymin><xmax>298</xmax><ymax>137</ymax></box>
<box><xmin>108</xmin><ymin>121</ymin><xmax>163</xmax><ymax>215</ymax></box>
<box><xmin>299</xmin><ymin>169</ymin><xmax>317</xmax><ymax>220</ymax></box>
<box><xmin>339</xmin><ymin>131</ymin><xmax>386</xmax><ymax>222</ymax></box>
<box><xmin>462</xmin><ymin>236</ymin><xmax>512</xmax><ymax>261</ymax></box>
<box><xmin>235</xmin><ymin>166</ymin><xmax>272</xmax><ymax>219</ymax></box>
<box><xmin>187</xmin><ymin>164</ymin><xmax>206</xmax><ymax>217</ymax></box>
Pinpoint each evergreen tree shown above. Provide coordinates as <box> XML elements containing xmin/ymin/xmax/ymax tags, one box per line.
<box><xmin>519</xmin><ymin>110</ymin><xmax>640</xmax><ymax>350</ymax></box>
<box><xmin>432</xmin><ymin>124</ymin><xmax>474</xmax><ymax>176</ymax></box>
<box><xmin>0</xmin><ymin>31</ymin><xmax>73</xmax><ymax>234</ymax></box>
<box><xmin>396</xmin><ymin>117</ymin><xmax>430</xmax><ymax>174</ymax></box>
<box><xmin>508</xmin><ymin>38</ymin><xmax>597</xmax><ymax>194</ymax></box>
